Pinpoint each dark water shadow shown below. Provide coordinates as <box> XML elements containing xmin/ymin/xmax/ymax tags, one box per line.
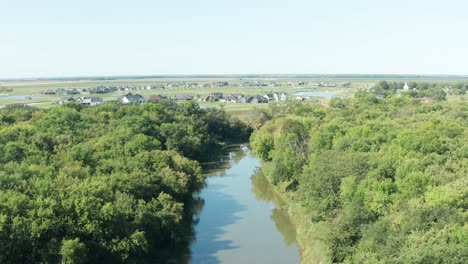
<box><xmin>201</xmin><ymin>144</ymin><xmax>247</xmax><ymax>176</ymax></box>
<box><xmin>184</xmin><ymin>182</ymin><xmax>246</xmax><ymax>264</ymax></box>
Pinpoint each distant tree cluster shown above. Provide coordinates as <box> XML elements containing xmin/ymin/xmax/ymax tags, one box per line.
<box><xmin>0</xmin><ymin>87</ymin><xmax>14</xmax><ymax>93</ymax></box>
<box><xmin>0</xmin><ymin>101</ymin><xmax>251</xmax><ymax>263</ymax></box>
<box><xmin>251</xmin><ymin>93</ymin><xmax>467</xmax><ymax>263</ymax></box>
<box><xmin>372</xmin><ymin>80</ymin><xmax>467</xmax><ymax>100</ymax></box>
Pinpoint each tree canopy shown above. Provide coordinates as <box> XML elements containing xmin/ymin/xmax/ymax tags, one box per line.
<box><xmin>251</xmin><ymin>92</ymin><xmax>467</xmax><ymax>263</ymax></box>
<box><xmin>0</xmin><ymin>100</ymin><xmax>251</xmax><ymax>263</ymax></box>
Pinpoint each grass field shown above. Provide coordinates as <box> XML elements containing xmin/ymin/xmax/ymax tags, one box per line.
<box><xmin>0</xmin><ymin>75</ymin><xmax>466</xmax><ymax>117</ymax></box>
<box><xmin>0</xmin><ymin>76</ymin><xmax>361</xmax><ymax>107</ymax></box>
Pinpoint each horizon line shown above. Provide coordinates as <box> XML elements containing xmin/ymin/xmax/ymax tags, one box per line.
<box><xmin>2</xmin><ymin>73</ymin><xmax>468</xmax><ymax>82</ymax></box>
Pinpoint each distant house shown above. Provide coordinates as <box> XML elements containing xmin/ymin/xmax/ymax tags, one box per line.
<box><xmin>55</xmin><ymin>89</ymin><xmax>67</xmax><ymax>95</ymax></box>
<box><xmin>231</xmin><ymin>93</ymin><xmax>243</xmax><ymax>98</ymax></box>
<box><xmin>223</xmin><ymin>95</ymin><xmax>238</xmax><ymax>103</ymax></box>
<box><xmin>242</xmin><ymin>96</ymin><xmax>254</xmax><ymax>103</ymax></box>
<box><xmin>199</xmin><ymin>95</ymin><xmax>218</xmax><ymax>102</ymax></box>
<box><xmin>80</xmin><ymin>97</ymin><xmax>103</xmax><ymax>106</ymax></box>
<box><xmin>263</xmin><ymin>94</ymin><xmax>275</xmax><ymax>102</ymax></box>
<box><xmin>66</xmin><ymin>89</ymin><xmax>80</xmax><ymax>95</ymax></box>
<box><xmin>220</xmin><ymin>93</ymin><xmax>243</xmax><ymax>103</ymax></box>
<box><xmin>58</xmin><ymin>97</ymin><xmax>77</xmax><ymax>105</ymax></box>
<box><xmin>174</xmin><ymin>95</ymin><xmax>193</xmax><ymax>101</ymax></box>
<box><xmin>210</xmin><ymin>92</ymin><xmax>224</xmax><ymax>100</ymax></box>
<box><xmin>280</xmin><ymin>92</ymin><xmax>287</xmax><ymax>101</ymax></box>
<box><xmin>252</xmin><ymin>95</ymin><xmax>268</xmax><ymax>103</ymax></box>
<box><xmin>272</xmin><ymin>94</ymin><xmax>277</xmax><ymax>101</ymax></box>
<box><xmin>148</xmin><ymin>94</ymin><xmax>167</xmax><ymax>102</ymax></box>
<box><xmin>118</xmin><ymin>93</ymin><xmax>146</xmax><ymax>104</ymax></box>
<box><xmin>273</xmin><ymin>92</ymin><xmax>288</xmax><ymax>101</ymax></box>
<box><xmin>43</xmin><ymin>90</ymin><xmax>56</xmax><ymax>95</ymax></box>
<box><xmin>213</xmin><ymin>81</ymin><xmax>229</xmax><ymax>87</ymax></box>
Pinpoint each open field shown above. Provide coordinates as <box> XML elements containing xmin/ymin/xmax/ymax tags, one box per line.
<box><xmin>0</xmin><ymin>75</ymin><xmax>466</xmax><ymax>117</ymax></box>
<box><xmin>0</xmin><ymin>76</ymin><xmax>362</xmax><ymax>105</ymax></box>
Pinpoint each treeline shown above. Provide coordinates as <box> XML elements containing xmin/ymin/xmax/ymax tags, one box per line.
<box><xmin>372</xmin><ymin>80</ymin><xmax>467</xmax><ymax>100</ymax></box>
<box><xmin>0</xmin><ymin>87</ymin><xmax>14</xmax><ymax>93</ymax></box>
<box><xmin>0</xmin><ymin>101</ymin><xmax>251</xmax><ymax>263</ymax></box>
<box><xmin>251</xmin><ymin>92</ymin><xmax>467</xmax><ymax>263</ymax></box>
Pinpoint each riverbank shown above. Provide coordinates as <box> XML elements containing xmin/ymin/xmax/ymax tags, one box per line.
<box><xmin>260</xmin><ymin>162</ymin><xmax>330</xmax><ymax>264</ymax></box>
<box><xmin>186</xmin><ymin>145</ymin><xmax>301</xmax><ymax>263</ymax></box>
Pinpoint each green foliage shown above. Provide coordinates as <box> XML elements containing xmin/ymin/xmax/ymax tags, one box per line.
<box><xmin>370</xmin><ymin>80</ymin><xmax>466</xmax><ymax>100</ymax></box>
<box><xmin>299</xmin><ymin>152</ymin><xmax>369</xmax><ymax>220</ymax></box>
<box><xmin>60</xmin><ymin>238</ymin><xmax>88</xmax><ymax>264</ymax></box>
<box><xmin>0</xmin><ymin>101</ymin><xmax>251</xmax><ymax>263</ymax></box>
<box><xmin>251</xmin><ymin>92</ymin><xmax>468</xmax><ymax>263</ymax></box>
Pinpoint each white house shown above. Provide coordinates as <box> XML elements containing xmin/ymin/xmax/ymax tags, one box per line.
<box><xmin>274</xmin><ymin>92</ymin><xmax>288</xmax><ymax>101</ymax></box>
<box><xmin>119</xmin><ymin>93</ymin><xmax>146</xmax><ymax>104</ymax></box>
<box><xmin>80</xmin><ymin>97</ymin><xmax>103</xmax><ymax>106</ymax></box>
<box><xmin>264</xmin><ymin>94</ymin><xmax>275</xmax><ymax>102</ymax></box>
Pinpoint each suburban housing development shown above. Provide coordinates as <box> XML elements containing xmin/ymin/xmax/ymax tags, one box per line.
<box><xmin>56</xmin><ymin>91</ymin><xmax>290</xmax><ymax>106</ymax></box>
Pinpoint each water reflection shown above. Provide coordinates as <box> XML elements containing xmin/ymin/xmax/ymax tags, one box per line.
<box><xmin>251</xmin><ymin>168</ymin><xmax>286</xmax><ymax>206</ymax></box>
<box><xmin>251</xmin><ymin>169</ymin><xmax>297</xmax><ymax>246</ymax></box>
<box><xmin>179</xmin><ymin>145</ymin><xmax>300</xmax><ymax>264</ymax></box>
<box><xmin>188</xmin><ymin>184</ymin><xmax>245</xmax><ymax>264</ymax></box>
<box><xmin>201</xmin><ymin>145</ymin><xmax>247</xmax><ymax>176</ymax></box>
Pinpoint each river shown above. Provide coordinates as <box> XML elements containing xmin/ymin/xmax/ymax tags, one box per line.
<box><xmin>184</xmin><ymin>145</ymin><xmax>301</xmax><ymax>264</ymax></box>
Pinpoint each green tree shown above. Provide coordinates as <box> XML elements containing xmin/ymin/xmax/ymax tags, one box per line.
<box><xmin>60</xmin><ymin>238</ymin><xmax>88</xmax><ymax>264</ymax></box>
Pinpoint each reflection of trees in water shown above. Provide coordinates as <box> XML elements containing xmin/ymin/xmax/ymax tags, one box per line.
<box><xmin>251</xmin><ymin>169</ymin><xmax>297</xmax><ymax>246</ymax></box>
<box><xmin>201</xmin><ymin>144</ymin><xmax>247</xmax><ymax>176</ymax></box>
<box><xmin>271</xmin><ymin>209</ymin><xmax>297</xmax><ymax>246</ymax></box>
<box><xmin>251</xmin><ymin>169</ymin><xmax>285</xmax><ymax>207</ymax></box>
<box><xmin>172</xmin><ymin>145</ymin><xmax>248</xmax><ymax>263</ymax></box>
<box><xmin>229</xmin><ymin>144</ymin><xmax>249</xmax><ymax>164</ymax></box>
<box><xmin>171</xmin><ymin>147</ymin><xmax>298</xmax><ymax>262</ymax></box>
<box><xmin>189</xmin><ymin>196</ymin><xmax>205</xmax><ymax>225</ymax></box>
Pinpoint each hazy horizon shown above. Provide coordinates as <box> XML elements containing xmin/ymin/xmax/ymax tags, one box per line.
<box><xmin>2</xmin><ymin>0</ymin><xmax>468</xmax><ymax>78</ymax></box>
<box><xmin>3</xmin><ymin>73</ymin><xmax>468</xmax><ymax>82</ymax></box>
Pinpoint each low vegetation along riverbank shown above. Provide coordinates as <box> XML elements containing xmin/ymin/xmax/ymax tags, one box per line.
<box><xmin>0</xmin><ymin>101</ymin><xmax>251</xmax><ymax>263</ymax></box>
<box><xmin>251</xmin><ymin>92</ymin><xmax>467</xmax><ymax>263</ymax></box>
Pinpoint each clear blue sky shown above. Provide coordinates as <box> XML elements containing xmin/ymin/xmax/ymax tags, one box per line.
<box><xmin>1</xmin><ymin>0</ymin><xmax>467</xmax><ymax>78</ymax></box>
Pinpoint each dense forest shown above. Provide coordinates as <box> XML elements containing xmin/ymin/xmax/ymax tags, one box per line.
<box><xmin>251</xmin><ymin>92</ymin><xmax>467</xmax><ymax>263</ymax></box>
<box><xmin>0</xmin><ymin>100</ymin><xmax>250</xmax><ymax>263</ymax></box>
